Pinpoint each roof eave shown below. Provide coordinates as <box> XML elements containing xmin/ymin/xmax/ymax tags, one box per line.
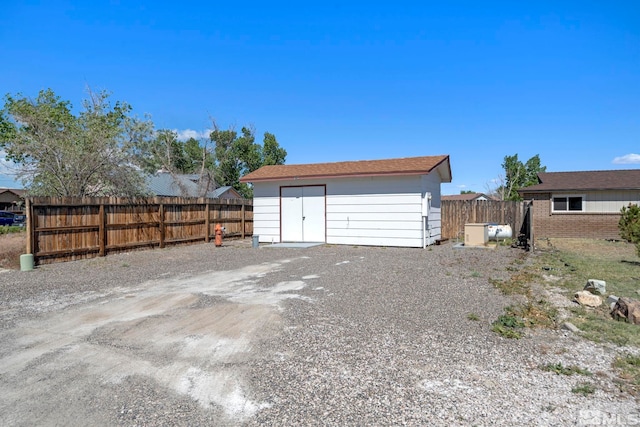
<box><xmin>241</xmin><ymin>169</ymin><xmax>442</xmax><ymax>183</ymax></box>
<box><xmin>519</xmin><ymin>187</ymin><xmax>640</xmax><ymax>193</ymax></box>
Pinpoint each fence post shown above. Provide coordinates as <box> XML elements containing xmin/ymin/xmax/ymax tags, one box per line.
<box><xmin>241</xmin><ymin>202</ymin><xmax>246</xmax><ymax>239</ymax></box>
<box><xmin>26</xmin><ymin>198</ymin><xmax>33</xmax><ymax>255</ymax></box>
<box><xmin>159</xmin><ymin>203</ymin><xmax>165</xmax><ymax>248</ymax></box>
<box><xmin>205</xmin><ymin>201</ymin><xmax>210</xmax><ymax>243</ymax></box>
<box><xmin>98</xmin><ymin>203</ymin><xmax>106</xmax><ymax>257</ymax></box>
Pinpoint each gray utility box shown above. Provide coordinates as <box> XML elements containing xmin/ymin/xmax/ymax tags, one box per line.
<box><xmin>464</xmin><ymin>223</ymin><xmax>489</xmax><ymax>247</ymax></box>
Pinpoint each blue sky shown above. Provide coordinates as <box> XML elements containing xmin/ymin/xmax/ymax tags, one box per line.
<box><xmin>1</xmin><ymin>1</ymin><xmax>638</xmax><ymax>194</ymax></box>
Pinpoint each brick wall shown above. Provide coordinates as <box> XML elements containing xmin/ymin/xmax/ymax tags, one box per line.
<box><xmin>522</xmin><ymin>192</ymin><xmax>621</xmax><ymax>240</ymax></box>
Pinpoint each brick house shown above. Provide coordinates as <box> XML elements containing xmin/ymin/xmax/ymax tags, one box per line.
<box><xmin>518</xmin><ymin>170</ymin><xmax>640</xmax><ymax>240</ymax></box>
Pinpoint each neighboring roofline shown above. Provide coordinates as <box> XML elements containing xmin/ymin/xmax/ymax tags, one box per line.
<box><xmin>517</xmin><ymin>169</ymin><xmax>640</xmax><ymax>194</ymax></box>
<box><xmin>240</xmin><ymin>155</ymin><xmax>451</xmax><ymax>183</ymax></box>
<box><xmin>520</xmin><ymin>186</ymin><xmax>640</xmax><ymax>193</ymax></box>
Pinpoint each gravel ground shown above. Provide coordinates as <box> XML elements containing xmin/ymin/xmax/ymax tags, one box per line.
<box><xmin>0</xmin><ymin>240</ymin><xmax>638</xmax><ymax>426</ymax></box>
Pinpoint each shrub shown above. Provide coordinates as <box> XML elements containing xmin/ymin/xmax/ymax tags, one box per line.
<box><xmin>619</xmin><ymin>204</ymin><xmax>640</xmax><ymax>257</ymax></box>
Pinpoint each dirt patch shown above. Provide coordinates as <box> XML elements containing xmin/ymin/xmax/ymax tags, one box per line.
<box><xmin>0</xmin><ymin>232</ymin><xmax>26</xmax><ymax>270</ymax></box>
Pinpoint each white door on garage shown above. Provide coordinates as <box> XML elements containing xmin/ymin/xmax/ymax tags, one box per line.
<box><xmin>281</xmin><ymin>186</ymin><xmax>326</xmax><ymax>242</ymax></box>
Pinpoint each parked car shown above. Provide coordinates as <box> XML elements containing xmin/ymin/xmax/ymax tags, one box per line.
<box><xmin>0</xmin><ymin>211</ymin><xmax>16</xmax><ymax>226</ymax></box>
<box><xmin>12</xmin><ymin>214</ymin><xmax>26</xmax><ymax>227</ymax></box>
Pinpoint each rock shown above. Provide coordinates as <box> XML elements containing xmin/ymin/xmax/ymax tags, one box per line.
<box><xmin>561</xmin><ymin>322</ymin><xmax>580</xmax><ymax>333</ymax></box>
<box><xmin>611</xmin><ymin>297</ymin><xmax>640</xmax><ymax>325</ymax></box>
<box><xmin>606</xmin><ymin>295</ymin><xmax>619</xmax><ymax>305</ymax></box>
<box><xmin>574</xmin><ymin>291</ymin><xmax>603</xmax><ymax>308</ymax></box>
<box><xmin>584</xmin><ymin>279</ymin><xmax>606</xmax><ymax>295</ymax></box>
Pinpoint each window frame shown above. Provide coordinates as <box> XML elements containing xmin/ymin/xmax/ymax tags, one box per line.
<box><xmin>551</xmin><ymin>194</ymin><xmax>585</xmax><ymax>213</ymax></box>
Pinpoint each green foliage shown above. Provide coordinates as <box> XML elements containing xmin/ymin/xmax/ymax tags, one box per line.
<box><xmin>0</xmin><ymin>88</ymin><xmax>153</xmax><ymax>197</ymax></box>
<box><xmin>619</xmin><ymin>204</ymin><xmax>640</xmax><ymax>257</ymax></box>
<box><xmin>491</xmin><ymin>309</ymin><xmax>525</xmax><ymax>338</ymax></box>
<box><xmin>0</xmin><ymin>226</ymin><xmax>24</xmax><ymax>235</ymax></box>
<box><xmin>613</xmin><ymin>354</ymin><xmax>640</xmax><ymax>394</ymax></box>
<box><xmin>210</xmin><ymin>125</ymin><xmax>287</xmax><ymax>198</ymax></box>
<box><xmin>467</xmin><ymin>313</ymin><xmax>480</xmax><ymax>321</ymax></box>
<box><xmin>499</xmin><ymin>154</ymin><xmax>546</xmax><ymax>201</ymax></box>
<box><xmin>460</xmin><ymin>190</ymin><xmax>476</xmax><ymax>194</ymax></box>
<box><xmin>540</xmin><ymin>363</ymin><xmax>592</xmax><ymax>376</ymax></box>
<box><xmin>571</xmin><ymin>382</ymin><xmax>596</xmax><ymax>396</ymax></box>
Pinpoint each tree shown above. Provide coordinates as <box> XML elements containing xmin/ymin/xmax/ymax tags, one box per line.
<box><xmin>495</xmin><ymin>154</ymin><xmax>546</xmax><ymax>201</ymax></box>
<box><xmin>619</xmin><ymin>204</ymin><xmax>640</xmax><ymax>257</ymax></box>
<box><xmin>460</xmin><ymin>190</ymin><xmax>476</xmax><ymax>194</ymax></box>
<box><xmin>0</xmin><ymin>88</ymin><xmax>154</xmax><ymax>197</ymax></box>
<box><xmin>210</xmin><ymin>123</ymin><xmax>287</xmax><ymax>198</ymax></box>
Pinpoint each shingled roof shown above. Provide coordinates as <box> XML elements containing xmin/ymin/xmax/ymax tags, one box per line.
<box><xmin>442</xmin><ymin>193</ymin><xmax>496</xmax><ymax>201</ymax></box>
<box><xmin>519</xmin><ymin>169</ymin><xmax>640</xmax><ymax>193</ymax></box>
<box><xmin>240</xmin><ymin>155</ymin><xmax>451</xmax><ymax>183</ymax></box>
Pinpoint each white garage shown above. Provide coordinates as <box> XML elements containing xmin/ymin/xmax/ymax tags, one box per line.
<box><xmin>240</xmin><ymin>155</ymin><xmax>452</xmax><ymax>248</ymax></box>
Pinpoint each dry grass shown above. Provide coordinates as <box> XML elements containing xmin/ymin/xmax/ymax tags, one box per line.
<box><xmin>0</xmin><ymin>232</ymin><xmax>27</xmax><ymax>270</ymax></box>
<box><xmin>548</xmin><ymin>238</ymin><xmax>636</xmax><ymax>261</ymax></box>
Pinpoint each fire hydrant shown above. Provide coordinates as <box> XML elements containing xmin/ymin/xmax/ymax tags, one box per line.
<box><xmin>214</xmin><ymin>223</ymin><xmax>223</xmax><ymax>247</ymax></box>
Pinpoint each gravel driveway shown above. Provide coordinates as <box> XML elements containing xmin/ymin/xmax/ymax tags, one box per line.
<box><xmin>0</xmin><ymin>241</ymin><xmax>637</xmax><ymax>426</ymax></box>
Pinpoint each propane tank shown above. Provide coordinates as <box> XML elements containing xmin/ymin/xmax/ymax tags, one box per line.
<box><xmin>487</xmin><ymin>224</ymin><xmax>513</xmax><ymax>240</ymax></box>
<box><xmin>215</xmin><ymin>223</ymin><xmax>223</xmax><ymax>247</ymax></box>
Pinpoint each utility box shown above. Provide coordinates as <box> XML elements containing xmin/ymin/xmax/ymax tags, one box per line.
<box><xmin>465</xmin><ymin>223</ymin><xmax>489</xmax><ymax>246</ymax></box>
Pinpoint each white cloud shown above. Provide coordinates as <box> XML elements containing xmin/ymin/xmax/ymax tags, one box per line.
<box><xmin>612</xmin><ymin>153</ymin><xmax>640</xmax><ymax>164</ymax></box>
<box><xmin>173</xmin><ymin>129</ymin><xmax>212</xmax><ymax>141</ymax></box>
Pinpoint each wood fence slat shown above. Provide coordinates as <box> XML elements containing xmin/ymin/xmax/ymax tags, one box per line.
<box><xmin>26</xmin><ymin>196</ymin><xmax>253</xmax><ymax>265</ymax></box>
<box><xmin>441</xmin><ymin>200</ymin><xmax>528</xmax><ymax>241</ymax></box>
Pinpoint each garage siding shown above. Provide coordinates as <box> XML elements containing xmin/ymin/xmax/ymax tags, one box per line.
<box><xmin>252</xmin><ymin>183</ymin><xmax>281</xmax><ymax>243</ymax></box>
<box><xmin>325</xmin><ymin>177</ymin><xmax>423</xmax><ymax>247</ymax></box>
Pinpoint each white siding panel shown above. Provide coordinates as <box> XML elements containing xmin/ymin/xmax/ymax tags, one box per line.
<box><xmin>326</xmin><ymin>220</ymin><xmax>420</xmax><ymax>230</ymax></box>
<box><xmin>327</xmin><ymin>201</ymin><xmax>420</xmax><ymax>214</ymax></box>
<box><xmin>329</xmin><ymin>194</ymin><xmax>420</xmax><ymax>205</ymax></box>
<box><xmin>254</xmin><ymin>212</ymin><xmax>280</xmax><ymax>222</ymax></box>
<box><xmin>252</xmin><ymin>182</ymin><xmax>281</xmax><ymax>243</ymax></box>
<box><xmin>326</xmin><ymin>179</ymin><xmax>424</xmax><ymax>245</ymax></box>
<box><xmin>326</xmin><ymin>212</ymin><xmax>420</xmax><ymax>222</ymax></box>
<box><xmin>327</xmin><ymin>235</ymin><xmax>423</xmax><ymax>248</ymax></box>
<box><xmin>253</xmin><ymin>197</ymin><xmax>280</xmax><ymax>208</ymax></box>
<box><xmin>327</xmin><ymin>228</ymin><xmax>421</xmax><ymax>239</ymax></box>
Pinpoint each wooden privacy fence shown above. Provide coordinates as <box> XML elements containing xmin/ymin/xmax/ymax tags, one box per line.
<box><xmin>26</xmin><ymin>196</ymin><xmax>253</xmax><ymax>265</ymax></box>
<box><xmin>441</xmin><ymin>200</ymin><xmax>528</xmax><ymax>242</ymax></box>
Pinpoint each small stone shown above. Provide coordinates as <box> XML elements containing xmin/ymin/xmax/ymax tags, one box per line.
<box><xmin>574</xmin><ymin>290</ymin><xmax>603</xmax><ymax>307</ymax></box>
<box><xmin>561</xmin><ymin>322</ymin><xmax>580</xmax><ymax>333</ymax></box>
<box><xmin>584</xmin><ymin>279</ymin><xmax>606</xmax><ymax>295</ymax></box>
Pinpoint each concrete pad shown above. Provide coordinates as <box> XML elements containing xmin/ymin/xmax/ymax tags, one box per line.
<box><xmin>262</xmin><ymin>242</ymin><xmax>325</xmax><ymax>248</ymax></box>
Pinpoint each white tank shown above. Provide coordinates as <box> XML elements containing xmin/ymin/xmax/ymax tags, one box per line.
<box><xmin>487</xmin><ymin>224</ymin><xmax>512</xmax><ymax>240</ymax></box>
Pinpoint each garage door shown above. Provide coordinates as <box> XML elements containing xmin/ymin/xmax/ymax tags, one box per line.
<box><xmin>281</xmin><ymin>186</ymin><xmax>326</xmax><ymax>242</ymax></box>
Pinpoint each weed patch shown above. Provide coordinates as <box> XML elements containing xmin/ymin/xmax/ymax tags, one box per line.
<box><xmin>491</xmin><ymin>308</ymin><xmax>525</xmax><ymax>339</ymax></box>
<box><xmin>613</xmin><ymin>354</ymin><xmax>640</xmax><ymax>395</ymax></box>
<box><xmin>572</xmin><ymin>382</ymin><xmax>596</xmax><ymax>396</ymax></box>
<box><xmin>540</xmin><ymin>363</ymin><xmax>592</xmax><ymax>376</ymax></box>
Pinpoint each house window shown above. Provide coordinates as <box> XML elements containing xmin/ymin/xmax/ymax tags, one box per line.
<box><xmin>552</xmin><ymin>196</ymin><xmax>584</xmax><ymax>212</ymax></box>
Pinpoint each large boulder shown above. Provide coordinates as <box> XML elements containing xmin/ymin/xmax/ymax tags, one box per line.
<box><xmin>611</xmin><ymin>297</ymin><xmax>640</xmax><ymax>325</ymax></box>
<box><xmin>584</xmin><ymin>279</ymin><xmax>606</xmax><ymax>295</ymax></box>
<box><xmin>574</xmin><ymin>291</ymin><xmax>603</xmax><ymax>308</ymax></box>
